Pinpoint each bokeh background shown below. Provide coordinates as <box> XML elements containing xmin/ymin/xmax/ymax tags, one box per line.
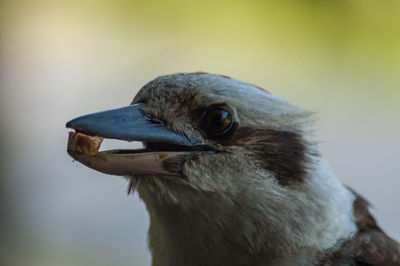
<box><xmin>1</xmin><ymin>1</ymin><xmax>399</xmax><ymax>265</ymax></box>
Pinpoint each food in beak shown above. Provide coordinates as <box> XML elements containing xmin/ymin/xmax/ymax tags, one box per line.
<box><xmin>68</xmin><ymin>131</ymin><xmax>103</xmax><ymax>156</ymax></box>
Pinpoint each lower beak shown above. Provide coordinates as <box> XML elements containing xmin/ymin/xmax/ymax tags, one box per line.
<box><xmin>66</xmin><ymin>104</ymin><xmax>211</xmax><ymax>176</ymax></box>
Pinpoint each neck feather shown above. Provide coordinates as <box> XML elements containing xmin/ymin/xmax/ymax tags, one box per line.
<box><xmin>135</xmin><ymin>157</ymin><xmax>356</xmax><ymax>266</ymax></box>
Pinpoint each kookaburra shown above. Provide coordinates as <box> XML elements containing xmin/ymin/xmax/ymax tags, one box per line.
<box><xmin>66</xmin><ymin>73</ymin><xmax>400</xmax><ymax>266</ymax></box>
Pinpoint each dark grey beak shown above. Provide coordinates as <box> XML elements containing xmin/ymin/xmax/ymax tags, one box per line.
<box><xmin>66</xmin><ymin>103</ymin><xmax>201</xmax><ymax>146</ymax></box>
<box><xmin>66</xmin><ymin>104</ymin><xmax>209</xmax><ymax>177</ymax></box>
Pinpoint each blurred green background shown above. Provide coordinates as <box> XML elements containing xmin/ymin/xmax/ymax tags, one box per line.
<box><xmin>1</xmin><ymin>1</ymin><xmax>399</xmax><ymax>265</ymax></box>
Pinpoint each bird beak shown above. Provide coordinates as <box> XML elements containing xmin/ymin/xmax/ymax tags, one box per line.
<box><xmin>66</xmin><ymin>103</ymin><xmax>209</xmax><ymax>176</ymax></box>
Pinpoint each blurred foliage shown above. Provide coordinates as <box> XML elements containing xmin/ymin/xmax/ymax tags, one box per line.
<box><xmin>0</xmin><ymin>1</ymin><xmax>399</xmax><ymax>265</ymax></box>
<box><xmin>2</xmin><ymin>0</ymin><xmax>400</xmax><ymax>65</ymax></box>
<box><xmin>1</xmin><ymin>0</ymin><xmax>399</xmax><ymax>103</ymax></box>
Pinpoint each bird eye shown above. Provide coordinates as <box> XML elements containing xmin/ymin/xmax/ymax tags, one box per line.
<box><xmin>202</xmin><ymin>108</ymin><xmax>233</xmax><ymax>136</ymax></box>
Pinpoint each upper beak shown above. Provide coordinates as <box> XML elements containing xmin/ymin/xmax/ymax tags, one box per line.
<box><xmin>66</xmin><ymin>103</ymin><xmax>202</xmax><ymax>146</ymax></box>
<box><xmin>66</xmin><ymin>103</ymin><xmax>209</xmax><ymax>176</ymax></box>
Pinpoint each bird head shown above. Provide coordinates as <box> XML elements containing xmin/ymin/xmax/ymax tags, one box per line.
<box><xmin>66</xmin><ymin>73</ymin><xmax>356</xmax><ymax>262</ymax></box>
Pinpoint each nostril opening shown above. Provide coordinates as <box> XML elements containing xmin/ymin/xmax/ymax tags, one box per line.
<box><xmin>148</xmin><ymin>118</ymin><xmax>163</xmax><ymax>124</ymax></box>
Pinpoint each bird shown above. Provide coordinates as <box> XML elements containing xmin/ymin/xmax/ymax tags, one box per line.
<box><xmin>66</xmin><ymin>73</ymin><xmax>400</xmax><ymax>266</ymax></box>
